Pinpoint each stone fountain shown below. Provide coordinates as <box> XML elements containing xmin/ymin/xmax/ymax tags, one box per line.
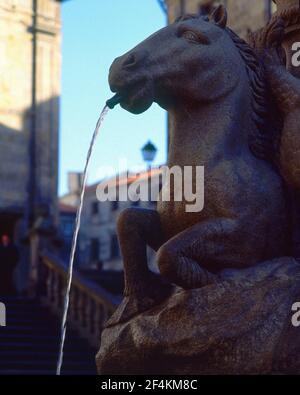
<box><xmin>97</xmin><ymin>1</ymin><xmax>300</xmax><ymax>374</ymax></box>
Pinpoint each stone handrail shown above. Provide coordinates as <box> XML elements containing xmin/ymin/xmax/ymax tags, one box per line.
<box><xmin>38</xmin><ymin>251</ymin><xmax>120</xmax><ymax>348</ymax></box>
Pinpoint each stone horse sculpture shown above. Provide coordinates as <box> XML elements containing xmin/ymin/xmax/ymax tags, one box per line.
<box><xmin>97</xmin><ymin>5</ymin><xmax>300</xmax><ymax>374</ymax></box>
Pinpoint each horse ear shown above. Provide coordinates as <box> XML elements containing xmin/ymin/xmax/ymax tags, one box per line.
<box><xmin>210</xmin><ymin>5</ymin><xmax>227</xmax><ymax>29</ymax></box>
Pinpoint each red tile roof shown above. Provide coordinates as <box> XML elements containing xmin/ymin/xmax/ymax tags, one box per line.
<box><xmin>59</xmin><ymin>203</ymin><xmax>77</xmax><ymax>214</ymax></box>
<box><xmin>85</xmin><ymin>167</ymin><xmax>162</xmax><ymax>194</ymax></box>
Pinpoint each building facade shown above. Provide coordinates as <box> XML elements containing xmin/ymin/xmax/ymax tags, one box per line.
<box><xmin>60</xmin><ymin>169</ymin><xmax>162</xmax><ymax>273</ymax></box>
<box><xmin>79</xmin><ymin>169</ymin><xmax>161</xmax><ymax>273</ymax></box>
<box><xmin>59</xmin><ymin>202</ymin><xmax>76</xmax><ymax>260</ymax></box>
<box><xmin>0</xmin><ymin>0</ymin><xmax>62</xmax><ymax>289</ymax></box>
<box><xmin>165</xmin><ymin>0</ymin><xmax>277</xmax><ymax>37</ymax></box>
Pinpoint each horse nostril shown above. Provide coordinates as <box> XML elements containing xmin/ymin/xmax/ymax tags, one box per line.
<box><xmin>122</xmin><ymin>53</ymin><xmax>138</xmax><ymax>69</ymax></box>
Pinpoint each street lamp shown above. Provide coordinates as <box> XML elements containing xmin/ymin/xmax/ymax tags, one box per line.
<box><xmin>141</xmin><ymin>141</ymin><xmax>158</xmax><ymax>170</ymax></box>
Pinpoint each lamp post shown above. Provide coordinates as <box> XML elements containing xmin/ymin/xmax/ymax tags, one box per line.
<box><xmin>141</xmin><ymin>141</ymin><xmax>158</xmax><ymax>171</ymax></box>
<box><xmin>273</xmin><ymin>0</ymin><xmax>300</xmax><ymax>78</ymax></box>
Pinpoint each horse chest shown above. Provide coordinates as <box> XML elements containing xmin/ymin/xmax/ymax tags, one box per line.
<box><xmin>157</xmin><ymin>198</ymin><xmax>210</xmax><ymax>240</ymax></box>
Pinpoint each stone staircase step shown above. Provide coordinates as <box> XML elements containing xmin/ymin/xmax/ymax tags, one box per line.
<box><xmin>0</xmin><ymin>297</ymin><xmax>97</xmax><ymax>375</ymax></box>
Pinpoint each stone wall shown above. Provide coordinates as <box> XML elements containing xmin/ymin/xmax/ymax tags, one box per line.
<box><xmin>0</xmin><ymin>0</ymin><xmax>61</xmax><ymax>216</ymax></box>
<box><xmin>226</xmin><ymin>0</ymin><xmax>272</xmax><ymax>38</ymax></box>
<box><xmin>166</xmin><ymin>0</ymin><xmax>277</xmax><ymax>37</ymax></box>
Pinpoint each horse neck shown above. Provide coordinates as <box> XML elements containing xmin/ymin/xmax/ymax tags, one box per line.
<box><xmin>167</xmin><ymin>84</ymin><xmax>253</xmax><ymax>166</ymax></box>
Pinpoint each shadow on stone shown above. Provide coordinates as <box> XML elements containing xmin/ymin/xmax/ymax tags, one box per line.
<box><xmin>97</xmin><ymin>258</ymin><xmax>300</xmax><ymax>375</ymax></box>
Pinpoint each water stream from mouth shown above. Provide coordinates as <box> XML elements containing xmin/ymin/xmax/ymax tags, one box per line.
<box><xmin>56</xmin><ymin>104</ymin><xmax>110</xmax><ymax>375</ymax></box>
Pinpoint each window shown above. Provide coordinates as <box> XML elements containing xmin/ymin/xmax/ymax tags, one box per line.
<box><xmin>149</xmin><ymin>200</ymin><xmax>157</xmax><ymax>209</ymax></box>
<box><xmin>90</xmin><ymin>238</ymin><xmax>99</xmax><ymax>261</ymax></box>
<box><xmin>110</xmin><ymin>234</ymin><xmax>120</xmax><ymax>258</ymax></box>
<box><xmin>132</xmin><ymin>200</ymin><xmax>140</xmax><ymax>207</ymax></box>
<box><xmin>63</xmin><ymin>220</ymin><xmax>73</xmax><ymax>237</ymax></box>
<box><xmin>111</xmin><ymin>201</ymin><xmax>119</xmax><ymax>212</ymax></box>
<box><xmin>91</xmin><ymin>201</ymin><xmax>99</xmax><ymax>216</ymax></box>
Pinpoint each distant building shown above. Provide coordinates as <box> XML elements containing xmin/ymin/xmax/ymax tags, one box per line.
<box><xmin>60</xmin><ymin>168</ymin><xmax>162</xmax><ymax>273</ymax></box>
<box><xmin>165</xmin><ymin>0</ymin><xmax>277</xmax><ymax>38</ymax></box>
<box><xmin>59</xmin><ymin>172</ymin><xmax>83</xmax><ymax>262</ymax></box>
<box><xmin>0</xmin><ymin>0</ymin><xmax>63</xmax><ymax>290</ymax></box>
<box><xmin>60</xmin><ymin>172</ymin><xmax>83</xmax><ymax>208</ymax></box>
<box><xmin>58</xmin><ymin>202</ymin><xmax>76</xmax><ymax>260</ymax></box>
<box><xmin>80</xmin><ymin>168</ymin><xmax>162</xmax><ymax>272</ymax></box>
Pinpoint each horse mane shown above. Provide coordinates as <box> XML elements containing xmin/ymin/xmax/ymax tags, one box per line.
<box><xmin>225</xmin><ymin>27</ymin><xmax>281</xmax><ymax>164</ymax></box>
<box><xmin>175</xmin><ymin>14</ymin><xmax>282</xmax><ymax>164</ymax></box>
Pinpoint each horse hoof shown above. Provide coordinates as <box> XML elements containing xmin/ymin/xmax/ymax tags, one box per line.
<box><xmin>104</xmin><ymin>283</ymin><xmax>174</xmax><ymax>328</ymax></box>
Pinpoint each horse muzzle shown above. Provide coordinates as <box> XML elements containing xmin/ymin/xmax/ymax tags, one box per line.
<box><xmin>109</xmin><ymin>49</ymin><xmax>149</xmax><ymax>91</ymax></box>
<box><xmin>108</xmin><ymin>50</ymin><xmax>154</xmax><ymax>114</ymax></box>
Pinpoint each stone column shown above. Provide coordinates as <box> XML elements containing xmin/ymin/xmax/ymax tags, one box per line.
<box><xmin>274</xmin><ymin>0</ymin><xmax>300</xmax><ymax>78</ymax></box>
<box><xmin>27</xmin><ymin>210</ymin><xmax>58</xmax><ymax>297</ymax></box>
<box><xmin>199</xmin><ymin>0</ymin><xmax>216</xmax><ymax>16</ymax></box>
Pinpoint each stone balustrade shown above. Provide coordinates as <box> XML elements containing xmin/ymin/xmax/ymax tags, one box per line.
<box><xmin>38</xmin><ymin>251</ymin><xmax>120</xmax><ymax>348</ymax></box>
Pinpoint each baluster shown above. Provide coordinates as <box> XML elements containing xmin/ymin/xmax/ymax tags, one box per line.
<box><xmin>53</xmin><ymin>271</ymin><xmax>61</xmax><ymax>311</ymax></box>
<box><xmin>98</xmin><ymin>304</ymin><xmax>105</xmax><ymax>331</ymax></box>
<box><xmin>37</xmin><ymin>261</ymin><xmax>48</xmax><ymax>298</ymax></box>
<box><xmin>88</xmin><ymin>298</ymin><xmax>96</xmax><ymax>337</ymax></box>
<box><xmin>70</xmin><ymin>287</ymin><xmax>79</xmax><ymax>323</ymax></box>
<box><xmin>94</xmin><ymin>302</ymin><xmax>105</xmax><ymax>347</ymax></box>
<box><xmin>46</xmin><ymin>268</ymin><xmax>55</xmax><ymax>305</ymax></box>
<box><xmin>79</xmin><ymin>291</ymin><xmax>87</xmax><ymax>331</ymax></box>
<box><xmin>59</xmin><ymin>274</ymin><xmax>65</xmax><ymax>312</ymax></box>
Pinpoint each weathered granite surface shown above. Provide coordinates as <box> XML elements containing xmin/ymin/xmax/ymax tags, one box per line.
<box><xmin>97</xmin><ymin>258</ymin><xmax>300</xmax><ymax>375</ymax></box>
<box><xmin>98</xmin><ymin>3</ymin><xmax>300</xmax><ymax>375</ymax></box>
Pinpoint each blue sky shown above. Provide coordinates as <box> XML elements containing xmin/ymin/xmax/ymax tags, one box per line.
<box><xmin>59</xmin><ymin>0</ymin><xmax>167</xmax><ymax>196</ymax></box>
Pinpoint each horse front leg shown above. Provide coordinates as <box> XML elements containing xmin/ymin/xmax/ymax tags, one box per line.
<box><xmin>105</xmin><ymin>207</ymin><xmax>173</xmax><ymax>327</ymax></box>
<box><xmin>157</xmin><ymin>218</ymin><xmax>242</xmax><ymax>289</ymax></box>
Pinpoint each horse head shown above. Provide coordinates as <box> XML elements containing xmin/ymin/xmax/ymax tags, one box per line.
<box><xmin>108</xmin><ymin>6</ymin><xmax>247</xmax><ymax>114</ymax></box>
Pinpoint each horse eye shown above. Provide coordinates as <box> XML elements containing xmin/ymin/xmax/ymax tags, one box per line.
<box><xmin>181</xmin><ymin>31</ymin><xmax>199</xmax><ymax>42</ymax></box>
<box><xmin>180</xmin><ymin>30</ymin><xmax>211</xmax><ymax>45</ymax></box>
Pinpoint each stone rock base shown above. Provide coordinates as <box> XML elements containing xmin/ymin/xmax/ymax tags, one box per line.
<box><xmin>97</xmin><ymin>257</ymin><xmax>300</xmax><ymax>375</ymax></box>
